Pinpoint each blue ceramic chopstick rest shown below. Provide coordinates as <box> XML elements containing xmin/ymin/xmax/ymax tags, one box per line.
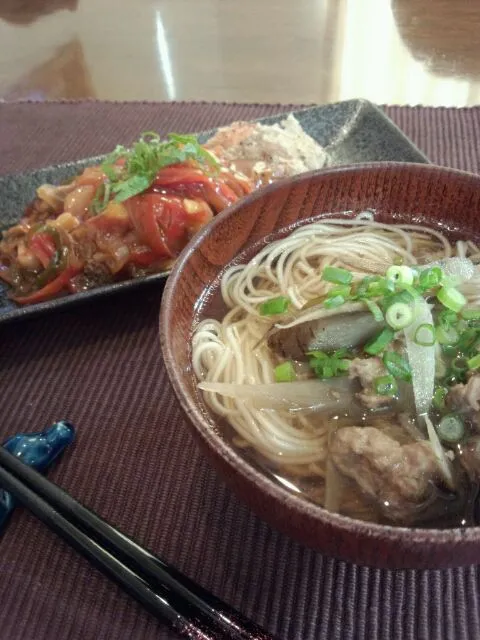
<box><xmin>0</xmin><ymin>420</ymin><xmax>75</xmax><ymax>532</ymax></box>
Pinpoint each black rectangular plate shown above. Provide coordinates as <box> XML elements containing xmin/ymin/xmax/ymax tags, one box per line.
<box><xmin>0</xmin><ymin>99</ymin><xmax>428</xmax><ymax>324</ymax></box>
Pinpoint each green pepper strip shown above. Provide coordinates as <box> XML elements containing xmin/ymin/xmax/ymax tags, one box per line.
<box><xmin>33</xmin><ymin>227</ymin><xmax>67</xmax><ymax>288</ymax></box>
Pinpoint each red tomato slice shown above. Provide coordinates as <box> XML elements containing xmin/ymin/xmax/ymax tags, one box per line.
<box><xmin>29</xmin><ymin>232</ymin><xmax>56</xmax><ymax>269</ymax></box>
<box><xmin>154</xmin><ymin>166</ymin><xmax>239</xmax><ymax>213</ymax></box>
<box><xmin>153</xmin><ymin>165</ymin><xmax>211</xmax><ymax>188</ymax></box>
<box><xmin>125</xmin><ymin>193</ymin><xmax>189</xmax><ymax>259</ymax></box>
<box><xmin>13</xmin><ymin>266</ymin><xmax>81</xmax><ymax>305</ymax></box>
<box><xmin>128</xmin><ymin>248</ymin><xmax>159</xmax><ymax>267</ymax></box>
<box><xmin>183</xmin><ymin>200</ymin><xmax>214</xmax><ymax>238</ymax></box>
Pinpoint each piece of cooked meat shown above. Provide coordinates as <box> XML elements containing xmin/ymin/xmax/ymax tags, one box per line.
<box><xmin>348</xmin><ymin>357</ymin><xmax>393</xmax><ymax>410</ymax></box>
<box><xmin>446</xmin><ymin>375</ymin><xmax>480</xmax><ymax>431</ymax></box>
<box><xmin>459</xmin><ymin>436</ymin><xmax>480</xmax><ymax>479</ymax></box>
<box><xmin>330</xmin><ymin>426</ymin><xmax>441</xmax><ymax>521</ymax></box>
<box><xmin>447</xmin><ymin>375</ymin><xmax>480</xmax><ymax>412</ymax></box>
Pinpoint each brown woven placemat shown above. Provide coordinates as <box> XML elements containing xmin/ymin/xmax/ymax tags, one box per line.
<box><xmin>0</xmin><ymin>101</ymin><xmax>479</xmax><ymax>640</ymax></box>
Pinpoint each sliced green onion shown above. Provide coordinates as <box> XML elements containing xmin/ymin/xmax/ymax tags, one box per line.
<box><xmin>433</xmin><ymin>386</ymin><xmax>448</xmax><ymax>410</ymax></box>
<box><xmin>374</xmin><ymin>374</ymin><xmax>398</xmax><ymax>397</ymax></box>
<box><xmin>383</xmin><ymin>351</ymin><xmax>412</xmax><ymax>382</ymax></box>
<box><xmin>323</xmin><ymin>295</ymin><xmax>345</xmax><ymax>309</ymax></box>
<box><xmin>274</xmin><ymin>361</ymin><xmax>297</xmax><ymax>382</ymax></box>
<box><xmin>381</xmin><ymin>289</ymin><xmax>415</xmax><ymax>311</ymax></box>
<box><xmin>307</xmin><ymin>350</ymin><xmax>328</xmax><ymax>360</ymax></box>
<box><xmin>385</xmin><ymin>302</ymin><xmax>414</xmax><ymax>330</ymax></box>
<box><xmin>438</xmin><ymin>309</ymin><xmax>458</xmax><ymax>330</ymax></box>
<box><xmin>461</xmin><ymin>308</ymin><xmax>480</xmax><ymax>320</ymax></box>
<box><xmin>364</xmin><ymin>299</ymin><xmax>384</xmax><ymax>322</ymax></box>
<box><xmin>328</xmin><ymin>285</ymin><xmax>351</xmax><ymax>299</ymax></box>
<box><xmin>437</xmin><ymin>414</ymin><xmax>465</xmax><ymax>444</ymax></box>
<box><xmin>419</xmin><ymin>266</ymin><xmax>443</xmax><ymax>290</ymax></box>
<box><xmin>458</xmin><ymin>328</ymin><xmax>479</xmax><ymax>351</ymax></box>
<box><xmin>442</xmin><ymin>344</ymin><xmax>458</xmax><ymax>358</ymax></box>
<box><xmin>365</xmin><ymin>277</ymin><xmax>390</xmax><ymax>298</ymax></box>
<box><xmin>437</xmin><ymin>286</ymin><xmax>467</xmax><ymax>313</ymax></box>
<box><xmin>337</xmin><ymin>359</ymin><xmax>351</xmax><ymax>372</ymax></box>
<box><xmin>364</xmin><ymin>327</ymin><xmax>395</xmax><ymax>355</ymax></box>
<box><xmin>467</xmin><ymin>353</ymin><xmax>480</xmax><ymax>370</ymax></box>
<box><xmin>414</xmin><ymin>323</ymin><xmax>436</xmax><ymax>346</ymax></box>
<box><xmin>354</xmin><ymin>276</ymin><xmax>373</xmax><ymax>298</ymax></box>
<box><xmin>386</xmin><ymin>265</ymin><xmax>414</xmax><ymax>286</ymax></box>
<box><xmin>322</xmin><ymin>266</ymin><xmax>353</xmax><ymax>285</ymax></box>
<box><xmin>451</xmin><ymin>356</ymin><xmax>468</xmax><ymax>375</ymax></box>
<box><xmin>259</xmin><ymin>296</ymin><xmax>290</xmax><ymax>316</ymax></box>
<box><xmin>435</xmin><ymin>324</ymin><xmax>459</xmax><ymax>345</ymax></box>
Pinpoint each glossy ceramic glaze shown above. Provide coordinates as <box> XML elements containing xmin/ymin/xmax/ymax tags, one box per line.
<box><xmin>160</xmin><ymin>162</ymin><xmax>480</xmax><ymax>569</ymax></box>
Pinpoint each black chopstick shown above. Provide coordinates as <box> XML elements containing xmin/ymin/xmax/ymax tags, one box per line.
<box><xmin>0</xmin><ymin>448</ymin><xmax>276</xmax><ymax>640</ymax></box>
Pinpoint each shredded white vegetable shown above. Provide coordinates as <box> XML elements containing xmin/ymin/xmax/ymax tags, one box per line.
<box><xmin>424</xmin><ymin>414</ymin><xmax>454</xmax><ymax>489</ymax></box>
<box><xmin>404</xmin><ymin>298</ymin><xmax>436</xmax><ymax>416</ymax></box>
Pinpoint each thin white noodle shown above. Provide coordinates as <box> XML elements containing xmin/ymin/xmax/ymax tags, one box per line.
<box><xmin>192</xmin><ymin>216</ymin><xmax>480</xmax><ymax>495</ymax></box>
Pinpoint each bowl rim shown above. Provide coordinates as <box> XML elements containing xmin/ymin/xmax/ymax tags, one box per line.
<box><xmin>160</xmin><ymin>161</ymin><xmax>480</xmax><ymax>551</ymax></box>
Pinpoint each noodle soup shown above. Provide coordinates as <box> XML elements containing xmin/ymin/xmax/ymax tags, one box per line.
<box><xmin>192</xmin><ymin>214</ymin><xmax>480</xmax><ymax>528</ymax></box>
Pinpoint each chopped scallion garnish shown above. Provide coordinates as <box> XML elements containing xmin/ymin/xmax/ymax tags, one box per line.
<box><xmin>364</xmin><ymin>299</ymin><xmax>384</xmax><ymax>322</ymax></box>
<box><xmin>414</xmin><ymin>323</ymin><xmax>436</xmax><ymax>346</ymax></box>
<box><xmin>433</xmin><ymin>386</ymin><xmax>448</xmax><ymax>410</ymax></box>
<box><xmin>259</xmin><ymin>296</ymin><xmax>290</xmax><ymax>316</ymax></box>
<box><xmin>385</xmin><ymin>302</ymin><xmax>414</xmax><ymax>330</ymax></box>
<box><xmin>437</xmin><ymin>414</ymin><xmax>464</xmax><ymax>444</ymax></box>
<box><xmin>418</xmin><ymin>266</ymin><xmax>443</xmax><ymax>290</ymax></box>
<box><xmin>323</xmin><ymin>294</ymin><xmax>345</xmax><ymax>309</ymax></box>
<box><xmin>461</xmin><ymin>308</ymin><xmax>480</xmax><ymax>320</ymax></box>
<box><xmin>383</xmin><ymin>351</ymin><xmax>412</xmax><ymax>382</ymax></box>
<box><xmin>386</xmin><ymin>265</ymin><xmax>414</xmax><ymax>286</ymax></box>
<box><xmin>274</xmin><ymin>361</ymin><xmax>297</xmax><ymax>382</ymax></box>
<box><xmin>435</xmin><ymin>324</ymin><xmax>459</xmax><ymax>345</ymax></box>
<box><xmin>437</xmin><ymin>286</ymin><xmax>467</xmax><ymax>313</ymax></box>
<box><xmin>322</xmin><ymin>266</ymin><xmax>353</xmax><ymax>285</ymax></box>
<box><xmin>374</xmin><ymin>374</ymin><xmax>398</xmax><ymax>397</ymax></box>
<box><xmin>364</xmin><ymin>327</ymin><xmax>395</xmax><ymax>355</ymax></box>
<box><xmin>467</xmin><ymin>353</ymin><xmax>480</xmax><ymax>370</ymax></box>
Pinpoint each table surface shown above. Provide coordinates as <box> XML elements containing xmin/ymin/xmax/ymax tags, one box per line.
<box><xmin>1</xmin><ymin>0</ymin><xmax>480</xmax><ymax>105</ymax></box>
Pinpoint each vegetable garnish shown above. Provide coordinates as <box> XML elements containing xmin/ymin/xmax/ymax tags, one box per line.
<box><xmin>436</xmin><ymin>286</ymin><xmax>467</xmax><ymax>313</ymax></box>
<box><xmin>323</xmin><ymin>294</ymin><xmax>346</xmax><ymax>309</ymax></box>
<box><xmin>259</xmin><ymin>296</ymin><xmax>290</xmax><ymax>316</ymax></box>
<box><xmin>322</xmin><ymin>266</ymin><xmax>353</xmax><ymax>285</ymax></box>
<box><xmin>414</xmin><ymin>323</ymin><xmax>436</xmax><ymax>347</ymax></box>
<box><xmin>437</xmin><ymin>414</ymin><xmax>465</xmax><ymax>444</ymax></box>
<box><xmin>433</xmin><ymin>386</ymin><xmax>448</xmax><ymax>410</ymax></box>
<box><xmin>385</xmin><ymin>302</ymin><xmax>413</xmax><ymax>330</ymax></box>
<box><xmin>435</xmin><ymin>324</ymin><xmax>459</xmax><ymax>346</ymax></box>
<box><xmin>94</xmin><ymin>132</ymin><xmax>219</xmax><ymax>211</ymax></box>
<box><xmin>364</xmin><ymin>327</ymin><xmax>395</xmax><ymax>355</ymax></box>
<box><xmin>461</xmin><ymin>307</ymin><xmax>480</xmax><ymax>320</ymax></box>
<box><xmin>374</xmin><ymin>374</ymin><xmax>398</xmax><ymax>397</ymax></box>
<box><xmin>364</xmin><ymin>299</ymin><xmax>384</xmax><ymax>322</ymax></box>
<box><xmin>467</xmin><ymin>353</ymin><xmax>480</xmax><ymax>370</ymax></box>
<box><xmin>274</xmin><ymin>361</ymin><xmax>297</xmax><ymax>382</ymax></box>
<box><xmin>383</xmin><ymin>351</ymin><xmax>412</xmax><ymax>382</ymax></box>
<box><xmin>418</xmin><ymin>266</ymin><xmax>443</xmax><ymax>290</ymax></box>
<box><xmin>386</xmin><ymin>265</ymin><xmax>414</xmax><ymax>286</ymax></box>
<box><xmin>308</xmin><ymin>349</ymin><xmax>352</xmax><ymax>380</ymax></box>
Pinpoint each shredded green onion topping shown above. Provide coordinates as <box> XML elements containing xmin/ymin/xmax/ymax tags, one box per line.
<box><xmin>274</xmin><ymin>361</ymin><xmax>297</xmax><ymax>382</ymax></box>
<box><xmin>93</xmin><ymin>131</ymin><xmax>219</xmax><ymax>211</ymax></box>
<box><xmin>259</xmin><ymin>296</ymin><xmax>290</xmax><ymax>316</ymax></box>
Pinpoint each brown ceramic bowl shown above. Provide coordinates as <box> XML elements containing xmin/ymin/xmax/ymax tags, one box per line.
<box><xmin>159</xmin><ymin>162</ymin><xmax>480</xmax><ymax>569</ymax></box>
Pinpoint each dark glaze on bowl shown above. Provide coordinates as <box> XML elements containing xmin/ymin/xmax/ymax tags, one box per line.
<box><xmin>159</xmin><ymin>162</ymin><xmax>480</xmax><ymax>569</ymax></box>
